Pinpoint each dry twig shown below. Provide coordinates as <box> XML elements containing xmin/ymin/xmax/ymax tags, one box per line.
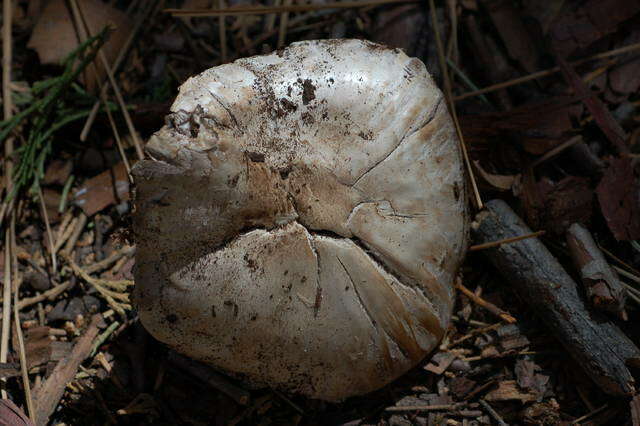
<box><xmin>455</xmin><ymin>280</ymin><xmax>516</xmax><ymax>323</ymax></box>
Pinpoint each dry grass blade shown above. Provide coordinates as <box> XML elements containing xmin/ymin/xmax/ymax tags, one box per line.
<box><xmin>36</xmin><ymin>186</ymin><xmax>57</xmax><ymax>274</ymax></box>
<box><xmin>167</xmin><ymin>0</ymin><xmax>416</xmax><ymax>16</ymax></box>
<box><xmin>469</xmin><ymin>230</ymin><xmax>546</xmax><ymax>251</ymax></box>
<box><xmin>1</xmin><ymin>0</ymin><xmax>14</xmax><ymax>402</ymax></box>
<box><xmin>428</xmin><ymin>0</ymin><xmax>483</xmax><ymax>210</ymax></box>
<box><xmin>454</xmin><ymin>41</ymin><xmax>640</xmax><ymax>102</ymax></box>
<box><xmin>13</xmin><ymin>241</ymin><xmax>35</xmax><ymax>421</ymax></box>
<box><xmin>53</xmin><ymin>216</ymin><xmax>77</xmax><ymax>253</ymax></box>
<box><xmin>0</xmin><ymin>231</ymin><xmax>11</xmax><ymax>399</ymax></box>
<box><xmin>61</xmin><ymin>213</ymin><xmax>87</xmax><ymax>255</ymax></box>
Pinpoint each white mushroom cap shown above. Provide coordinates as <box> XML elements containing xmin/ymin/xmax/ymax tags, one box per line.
<box><xmin>133</xmin><ymin>39</ymin><xmax>468</xmax><ymax>401</ymax></box>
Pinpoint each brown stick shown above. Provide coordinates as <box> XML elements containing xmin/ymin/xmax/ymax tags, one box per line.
<box><xmin>473</xmin><ymin>200</ymin><xmax>640</xmax><ymax>396</ymax></box>
<box><xmin>33</xmin><ymin>314</ymin><xmax>102</xmax><ymax>425</ymax></box>
<box><xmin>566</xmin><ymin>223</ymin><xmax>628</xmax><ymax>320</ymax></box>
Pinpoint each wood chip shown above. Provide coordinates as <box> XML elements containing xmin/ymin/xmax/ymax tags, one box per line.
<box><xmin>424</xmin><ymin>351</ymin><xmax>457</xmax><ymax>375</ymax></box>
<box><xmin>485</xmin><ymin>380</ymin><xmax>537</xmax><ymax>403</ymax></box>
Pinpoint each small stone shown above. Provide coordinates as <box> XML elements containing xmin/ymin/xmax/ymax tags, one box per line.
<box><xmin>23</xmin><ymin>269</ymin><xmax>51</xmax><ymax>292</ymax></box>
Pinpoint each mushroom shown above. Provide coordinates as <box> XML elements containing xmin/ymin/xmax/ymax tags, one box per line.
<box><xmin>132</xmin><ymin>39</ymin><xmax>468</xmax><ymax>401</ymax></box>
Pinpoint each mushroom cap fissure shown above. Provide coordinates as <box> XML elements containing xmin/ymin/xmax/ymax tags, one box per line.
<box><xmin>133</xmin><ymin>39</ymin><xmax>468</xmax><ymax>401</ymax></box>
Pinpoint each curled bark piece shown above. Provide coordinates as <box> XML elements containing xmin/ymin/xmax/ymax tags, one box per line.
<box><xmin>473</xmin><ymin>199</ymin><xmax>640</xmax><ymax>397</ymax></box>
<box><xmin>133</xmin><ymin>39</ymin><xmax>468</xmax><ymax>401</ymax></box>
<box><xmin>566</xmin><ymin>223</ymin><xmax>628</xmax><ymax>320</ymax></box>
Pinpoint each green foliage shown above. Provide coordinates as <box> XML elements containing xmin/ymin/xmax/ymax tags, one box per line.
<box><xmin>0</xmin><ymin>27</ymin><xmax>111</xmax><ymax>201</ymax></box>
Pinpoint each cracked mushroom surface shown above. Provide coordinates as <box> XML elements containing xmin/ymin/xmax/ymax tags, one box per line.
<box><xmin>133</xmin><ymin>39</ymin><xmax>468</xmax><ymax>401</ymax></box>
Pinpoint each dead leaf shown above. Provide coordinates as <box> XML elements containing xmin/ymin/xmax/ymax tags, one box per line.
<box><xmin>0</xmin><ymin>399</ymin><xmax>34</xmax><ymax>426</ymax></box>
<box><xmin>73</xmin><ymin>162</ymin><xmax>130</xmax><ymax>216</ymax></box>
<box><xmin>596</xmin><ymin>156</ymin><xmax>640</xmax><ymax>241</ymax></box>
<box><xmin>27</xmin><ymin>0</ymin><xmax>133</xmax><ymax>90</ymax></box>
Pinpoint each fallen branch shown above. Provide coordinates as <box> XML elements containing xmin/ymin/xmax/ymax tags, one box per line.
<box><xmin>473</xmin><ymin>199</ymin><xmax>640</xmax><ymax>396</ymax></box>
